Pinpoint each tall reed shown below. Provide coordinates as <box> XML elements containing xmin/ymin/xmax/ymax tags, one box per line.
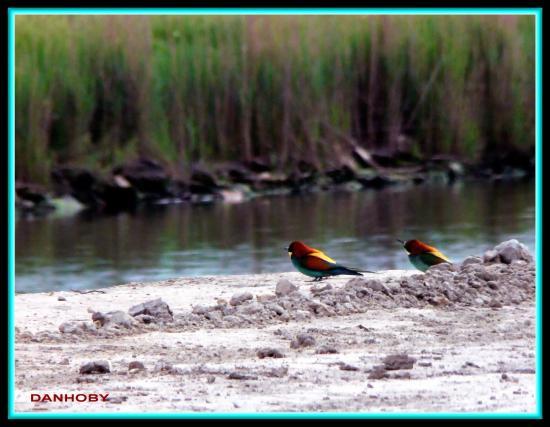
<box><xmin>15</xmin><ymin>15</ymin><xmax>535</xmax><ymax>183</ymax></box>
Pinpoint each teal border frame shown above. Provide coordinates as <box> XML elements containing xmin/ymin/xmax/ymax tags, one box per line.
<box><xmin>7</xmin><ymin>7</ymin><xmax>543</xmax><ymax>419</ymax></box>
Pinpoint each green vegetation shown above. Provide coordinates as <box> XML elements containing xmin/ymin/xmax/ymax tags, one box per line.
<box><xmin>15</xmin><ymin>15</ymin><xmax>535</xmax><ymax>183</ymax></box>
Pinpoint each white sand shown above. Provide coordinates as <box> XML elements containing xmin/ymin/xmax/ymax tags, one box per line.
<box><xmin>14</xmin><ymin>270</ymin><xmax>537</xmax><ymax>414</ymax></box>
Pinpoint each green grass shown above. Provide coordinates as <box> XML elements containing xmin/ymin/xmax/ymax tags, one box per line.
<box><xmin>15</xmin><ymin>15</ymin><xmax>535</xmax><ymax>183</ymax></box>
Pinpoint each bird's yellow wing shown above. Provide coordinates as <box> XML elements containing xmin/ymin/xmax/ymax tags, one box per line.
<box><xmin>427</xmin><ymin>249</ymin><xmax>451</xmax><ymax>263</ymax></box>
<box><xmin>310</xmin><ymin>250</ymin><xmax>337</xmax><ymax>264</ymax></box>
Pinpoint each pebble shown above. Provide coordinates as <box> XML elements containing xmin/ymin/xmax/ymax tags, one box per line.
<box><xmin>290</xmin><ymin>333</ymin><xmax>316</xmax><ymax>349</ymax></box>
<box><xmin>257</xmin><ymin>348</ymin><xmax>285</xmax><ymax>359</ymax></box>
<box><xmin>338</xmin><ymin>363</ymin><xmax>360</xmax><ymax>371</ymax></box>
<box><xmin>275</xmin><ymin>279</ymin><xmax>298</xmax><ymax>296</ymax></box>
<box><xmin>229</xmin><ymin>292</ymin><xmax>254</xmax><ymax>306</ymax></box>
<box><xmin>128</xmin><ymin>361</ymin><xmax>146</xmax><ymax>371</ymax></box>
<box><xmin>383</xmin><ymin>354</ymin><xmax>416</xmax><ymax>370</ymax></box>
<box><xmin>92</xmin><ymin>311</ymin><xmax>137</xmax><ymax>329</ymax></box>
<box><xmin>228</xmin><ymin>372</ymin><xmax>258</xmax><ymax>380</ymax></box>
<box><xmin>128</xmin><ymin>298</ymin><xmax>174</xmax><ymax>323</ymax></box>
<box><xmin>368</xmin><ymin>365</ymin><xmax>388</xmax><ymax>379</ymax></box>
<box><xmin>315</xmin><ymin>345</ymin><xmax>339</xmax><ymax>354</ymax></box>
<box><xmin>79</xmin><ymin>360</ymin><xmax>111</xmax><ymax>374</ymax></box>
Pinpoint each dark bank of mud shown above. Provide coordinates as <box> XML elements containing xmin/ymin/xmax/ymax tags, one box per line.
<box><xmin>16</xmin><ymin>150</ymin><xmax>534</xmax><ymax>218</ymax></box>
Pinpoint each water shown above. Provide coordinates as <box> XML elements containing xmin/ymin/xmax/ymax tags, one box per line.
<box><xmin>15</xmin><ymin>180</ymin><xmax>536</xmax><ymax>293</ymax></box>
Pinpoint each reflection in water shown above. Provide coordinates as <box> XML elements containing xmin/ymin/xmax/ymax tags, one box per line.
<box><xmin>16</xmin><ymin>180</ymin><xmax>535</xmax><ymax>292</ymax></box>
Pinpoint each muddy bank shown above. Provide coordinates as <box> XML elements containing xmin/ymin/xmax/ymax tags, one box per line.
<box><xmin>14</xmin><ymin>241</ymin><xmax>537</xmax><ymax>414</ymax></box>
<box><xmin>16</xmin><ymin>151</ymin><xmax>534</xmax><ymax>217</ymax></box>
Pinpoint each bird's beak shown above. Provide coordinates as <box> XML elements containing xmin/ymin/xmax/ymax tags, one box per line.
<box><xmin>285</xmin><ymin>247</ymin><xmax>291</xmax><ymax>257</ymax></box>
<box><xmin>396</xmin><ymin>239</ymin><xmax>405</xmax><ymax>245</ymax></box>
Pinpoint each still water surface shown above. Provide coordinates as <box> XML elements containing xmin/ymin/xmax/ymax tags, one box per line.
<box><xmin>16</xmin><ymin>180</ymin><xmax>535</xmax><ymax>293</ymax></box>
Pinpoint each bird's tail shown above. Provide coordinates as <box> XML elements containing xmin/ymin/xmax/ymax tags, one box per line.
<box><xmin>332</xmin><ymin>266</ymin><xmax>378</xmax><ymax>276</ymax></box>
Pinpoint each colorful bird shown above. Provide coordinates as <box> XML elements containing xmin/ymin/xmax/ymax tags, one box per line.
<box><xmin>398</xmin><ymin>239</ymin><xmax>451</xmax><ymax>272</ymax></box>
<box><xmin>287</xmin><ymin>241</ymin><xmax>374</xmax><ymax>281</ymax></box>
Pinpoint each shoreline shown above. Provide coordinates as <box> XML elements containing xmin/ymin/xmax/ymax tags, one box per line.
<box><xmin>14</xmin><ymin>254</ymin><xmax>537</xmax><ymax>414</ymax></box>
<box><xmin>16</xmin><ymin>156</ymin><xmax>534</xmax><ymax>218</ymax></box>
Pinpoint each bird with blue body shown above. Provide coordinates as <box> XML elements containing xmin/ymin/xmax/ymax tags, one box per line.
<box><xmin>287</xmin><ymin>241</ymin><xmax>375</xmax><ymax>281</ymax></box>
<box><xmin>398</xmin><ymin>239</ymin><xmax>451</xmax><ymax>272</ymax></box>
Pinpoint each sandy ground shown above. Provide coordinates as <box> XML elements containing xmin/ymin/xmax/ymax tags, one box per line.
<box><xmin>14</xmin><ymin>267</ymin><xmax>536</xmax><ymax>415</ymax></box>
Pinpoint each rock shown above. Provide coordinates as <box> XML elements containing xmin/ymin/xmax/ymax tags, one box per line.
<box><xmin>310</xmin><ymin>283</ymin><xmax>333</xmax><ymax>295</ymax></box>
<box><xmin>383</xmin><ymin>354</ymin><xmax>416</xmax><ymax>370</ymax></box>
<box><xmin>222</xmin><ymin>315</ymin><xmax>241</xmax><ymax>325</ymax></box>
<box><xmin>58</xmin><ymin>322</ymin><xmax>83</xmax><ymax>334</ymax></box>
<box><xmin>346</xmin><ymin>278</ymin><xmax>392</xmax><ymax>296</ymax></box>
<box><xmin>92</xmin><ymin>311</ymin><xmax>137</xmax><ymax>329</ymax></box>
<box><xmin>476</xmin><ymin>269</ymin><xmax>499</xmax><ymax>282</ymax></box>
<box><xmin>338</xmin><ymin>363</ymin><xmax>360</xmax><ymax>371</ymax></box>
<box><xmin>487</xmin><ymin>281</ymin><xmax>499</xmax><ymax>290</ymax></box>
<box><xmin>326</xmin><ymin>165</ymin><xmax>356</xmax><ymax>184</ymax></box>
<box><xmin>290</xmin><ymin>333</ymin><xmax>316</xmax><ymax>349</ymax></box>
<box><xmin>192</xmin><ymin>305</ymin><xmax>217</xmax><ymax>315</ymax></box>
<box><xmin>257</xmin><ymin>348</ymin><xmax>285</xmax><ymax>359</ymax></box>
<box><xmin>428</xmin><ymin>262</ymin><xmax>457</xmax><ymax>273</ymax></box>
<box><xmin>368</xmin><ymin>365</ymin><xmax>388</xmax><ymax>379</ymax></box>
<box><xmin>275</xmin><ymin>279</ymin><xmax>298</xmax><ymax>296</ymax></box>
<box><xmin>220</xmin><ymin>306</ymin><xmax>236</xmax><ymax>316</ymax></box>
<box><xmin>16</xmin><ymin>182</ymin><xmax>56</xmax><ymax>216</ymax></box>
<box><xmin>427</xmin><ymin>296</ymin><xmax>450</xmax><ymax>306</ymax></box>
<box><xmin>495</xmin><ymin>240</ymin><xmax>533</xmax><ymax>264</ymax></box>
<box><xmin>229</xmin><ymin>292</ymin><xmax>253</xmax><ymax>306</ymax></box>
<box><xmin>57</xmin><ymin>296</ymin><xmax>67</xmax><ymax>301</ymax></box>
<box><xmin>461</xmin><ymin>256</ymin><xmax>482</xmax><ymax>267</ymax></box>
<box><xmin>112</xmin><ymin>157</ymin><xmax>172</xmax><ymax>199</ymax></box>
<box><xmin>50</xmin><ymin>167</ymin><xmax>104</xmax><ymax>207</ymax></box>
<box><xmin>101</xmin><ymin>179</ymin><xmax>139</xmax><ymax>211</ymax></box>
<box><xmin>16</xmin><ymin>182</ymin><xmax>49</xmax><ymax>205</ymax></box>
<box><xmin>484</xmin><ymin>240</ymin><xmax>533</xmax><ymax>264</ymax></box>
<box><xmin>51</xmin><ymin>166</ymin><xmax>141</xmax><ymax>211</ymax></box>
<box><xmin>79</xmin><ymin>360</ymin><xmax>111</xmax><ymax>374</ymax></box>
<box><xmin>154</xmin><ymin>360</ymin><xmax>174</xmax><ymax>373</ymax></box>
<box><xmin>106</xmin><ymin>396</ymin><xmax>128</xmax><ymax>404</ymax></box>
<box><xmin>204</xmin><ymin>311</ymin><xmax>223</xmax><ymax>322</ymax></box>
<box><xmin>216</xmin><ymin>162</ymin><xmax>256</xmax><ymax>184</ymax></box>
<box><xmin>219</xmin><ymin>189</ymin><xmax>247</xmax><ymax>203</ymax></box>
<box><xmin>58</xmin><ymin>321</ymin><xmax>96</xmax><ymax>335</ymax></box>
<box><xmin>315</xmin><ymin>345</ymin><xmax>339</xmax><ymax>354</ymax></box>
<box><xmin>308</xmin><ymin>301</ymin><xmax>335</xmax><ymax>316</ymax></box>
<box><xmin>207</xmin><ymin>376</ymin><xmax>216</xmax><ymax>384</ymax></box>
<box><xmin>134</xmin><ymin>314</ymin><xmax>156</xmax><ymax>324</ymax></box>
<box><xmin>390</xmin><ymin>371</ymin><xmax>412</xmax><ymax>379</ymax></box>
<box><xmin>256</xmin><ymin>294</ymin><xmax>276</xmax><ymax>303</ymax></box>
<box><xmin>190</xmin><ymin>167</ymin><xmax>220</xmax><ymax>194</ymax></box>
<box><xmin>293</xmin><ymin>310</ymin><xmax>311</xmax><ymax>321</ymax></box>
<box><xmin>228</xmin><ymin>372</ymin><xmax>258</xmax><ymax>380</ymax></box>
<box><xmin>240</xmin><ymin>302</ymin><xmax>264</xmax><ymax>315</ymax></box>
<box><xmin>128</xmin><ymin>361</ymin><xmax>146</xmax><ymax>371</ymax></box>
<box><xmin>489</xmin><ymin>299</ymin><xmax>503</xmax><ymax>308</ymax></box>
<box><xmin>483</xmin><ymin>250</ymin><xmax>500</xmax><ymax>263</ymax></box>
<box><xmin>358</xmin><ymin>173</ymin><xmax>397</xmax><ymax>189</ymax></box>
<box><xmin>265</xmin><ymin>367</ymin><xmax>289</xmax><ymax>378</ymax></box>
<box><xmin>266</xmin><ymin>303</ymin><xmax>286</xmax><ymax>316</ymax></box>
<box><xmin>246</xmin><ymin>157</ymin><xmax>273</xmax><ymax>173</ymax></box>
<box><xmin>128</xmin><ymin>298</ymin><xmax>173</xmax><ymax>323</ymax></box>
